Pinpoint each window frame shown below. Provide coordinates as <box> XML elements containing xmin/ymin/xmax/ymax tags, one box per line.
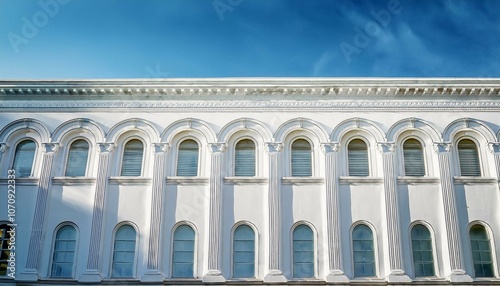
<box><xmin>455</xmin><ymin>137</ymin><xmax>482</xmax><ymax>177</ymax></box>
<box><xmin>119</xmin><ymin>138</ymin><xmax>145</xmax><ymax>177</ymax></box>
<box><xmin>233</xmin><ymin>138</ymin><xmax>257</xmax><ymax>177</ymax></box>
<box><xmin>49</xmin><ymin>223</ymin><xmax>79</xmax><ymax>279</ymax></box>
<box><xmin>346</xmin><ymin>137</ymin><xmax>370</xmax><ymax>177</ymax></box>
<box><xmin>64</xmin><ymin>138</ymin><xmax>91</xmax><ymax>177</ymax></box>
<box><xmin>289</xmin><ymin>137</ymin><xmax>314</xmax><ymax>177</ymax></box>
<box><xmin>350</xmin><ymin>222</ymin><xmax>378</xmax><ymax>279</ymax></box>
<box><xmin>170</xmin><ymin>222</ymin><xmax>197</xmax><ymax>279</ymax></box>
<box><xmin>231</xmin><ymin>222</ymin><xmax>258</xmax><ymax>279</ymax></box>
<box><xmin>110</xmin><ymin>223</ymin><xmax>138</xmax><ymax>279</ymax></box>
<box><xmin>0</xmin><ymin>222</ymin><xmax>13</xmax><ymax>277</ymax></box>
<box><xmin>290</xmin><ymin>222</ymin><xmax>317</xmax><ymax>279</ymax></box>
<box><xmin>468</xmin><ymin>222</ymin><xmax>497</xmax><ymax>278</ymax></box>
<box><xmin>176</xmin><ymin>138</ymin><xmax>201</xmax><ymax>177</ymax></box>
<box><xmin>401</xmin><ymin>137</ymin><xmax>427</xmax><ymax>177</ymax></box>
<box><xmin>11</xmin><ymin>139</ymin><xmax>38</xmax><ymax>178</ymax></box>
<box><xmin>409</xmin><ymin>222</ymin><xmax>437</xmax><ymax>278</ymax></box>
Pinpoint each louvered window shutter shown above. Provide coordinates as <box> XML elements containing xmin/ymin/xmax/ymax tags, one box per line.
<box><xmin>458</xmin><ymin>139</ymin><xmax>481</xmax><ymax>176</ymax></box>
<box><xmin>403</xmin><ymin>139</ymin><xmax>425</xmax><ymax>176</ymax></box>
<box><xmin>120</xmin><ymin>140</ymin><xmax>143</xmax><ymax>176</ymax></box>
<box><xmin>291</xmin><ymin>139</ymin><xmax>312</xmax><ymax>177</ymax></box>
<box><xmin>12</xmin><ymin>140</ymin><xmax>36</xmax><ymax>177</ymax></box>
<box><xmin>177</xmin><ymin>140</ymin><xmax>199</xmax><ymax>176</ymax></box>
<box><xmin>348</xmin><ymin>139</ymin><xmax>369</xmax><ymax>176</ymax></box>
<box><xmin>65</xmin><ymin>140</ymin><xmax>89</xmax><ymax>177</ymax></box>
<box><xmin>235</xmin><ymin>139</ymin><xmax>255</xmax><ymax>176</ymax></box>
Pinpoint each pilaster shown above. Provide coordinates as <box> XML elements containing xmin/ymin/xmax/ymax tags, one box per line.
<box><xmin>264</xmin><ymin>143</ymin><xmax>287</xmax><ymax>283</ymax></box>
<box><xmin>322</xmin><ymin>143</ymin><xmax>349</xmax><ymax>283</ymax></box>
<box><xmin>19</xmin><ymin>143</ymin><xmax>59</xmax><ymax>282</ymax></box>
<box><xmin>0</xmin><ymin>142</ymin><xmax>9</xmax><ymax>165</ymax></box>
<box><xmin>488</xmin><ymin>142</ymin><xmax>500</xmax><ymax>178</ymax></box>
<box><xmin>79</xmin><ymin>143</ymin><xmax>114</xmax><ymax>283</ymax></box>
<box><xmin>203</xmin><ymin>143</ymin><xmax>226</xmax><ymax>283</ymax></box>
<box><xmin>141</xmin><ymin>143</ymin><xmax>169</xmax><ymax>282</ymax></box>
<box><xmin>378</xmin><ymin>142</ymin><xmax>411</xmax><ymax>282</ymax></box>
<box><xmin>433</xmin><ymin>143</ymin><xmax>472</xmax><ymax>282</ymax></box>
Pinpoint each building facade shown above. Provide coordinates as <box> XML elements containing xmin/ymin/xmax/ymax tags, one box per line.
<box><xmin>1</xmin><ymin>78</ymin><xmax>500</xmax><ymax>285</ymax></box>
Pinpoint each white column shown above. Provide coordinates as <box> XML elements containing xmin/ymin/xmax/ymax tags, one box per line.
<box><xmin>79</xmin><ymin>143</ymin><xmax>114</xmax><ymax>283</ymax></box>
<box><xmin>203</xmin><ymin>143</ymin><xmax>226</xmax><ymax>282</ymax></box>
<box><xmin>434</xmin><ymin>143</ymin><xmax>472</xmax><ymax>282</ymax></box>
<box><xmin>322</xmin><ymin>143</ymin><xmax>349</xmax><ymax>282</ymax></box>
<box><xmin>488</xmin><ymin>143</ymin><xmax>500</xmax><ymax>178</ymax></box>
<box><xmin>19</xmin><ymin>143</ymin><xmax>59</xmax><ymax>281</ymax></box>
<box><xmin>264</xmin><ymin>143</ymin><xmax>287</xmax><ymax>283</ymax></box>
<box><xmin>141</xmin><ymin>143</ymin><xmax>168</xmax><ymax>282</ymax></box>
<box><xmin>378</xmin><ymin>143</ymin><xmax>411</xmax><ymax>282</ymax></box>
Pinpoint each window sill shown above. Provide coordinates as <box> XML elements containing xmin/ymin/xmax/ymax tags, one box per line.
<box><xmin>0</xmin><ymin>177</ymin><xmax>39</xmax><ymax>185</ymax></box>
<box><xmin>282</xmin><ymin>177</ymin><xmax>324</xmax><ymax>185</ymax></box>
<box><xmin>339</xmin><ymin>177</ymin><xmax>383</xmax><ymax>185</ymax></box>
<box><xmin>108</xmin><ymin>177</ymin><xmax>152</xmax><ymax>185</ymax></box>
<box><xmin>349</xmin><ymin>277</ymin><xmax>385</xmax><ymax>282</ymax></box>
<box><xmin>166</xmin><ymin>176</ymin><xmax>209</xmax><ymax>185</ymax></box>
<box><xmin>473</xmin><ymin>277</ymin><xmax>500</xmax><ymax>281</ymax></box>
<box><xmin>453</xmin><ymin>176</ymin><xmax>498</xmax><ymax>184</ymax></box>
<box><xmin>224</xmin><ymin>177</ymin><xmax>268</xmax><ymax>184</ymax></box>
<box><xmin>397</xmin><ymin>177</ymin><xmax>440</xmax><ymax>184</ymax></box>
<box><xmin>52</xmin><ymin>177</ymin><xmax>96</xmax><ymax>185</ymax></box>
<box><xmin>411</xmin><ymin>276</ymin><xmax>446</xmax><ymax>282</ymax></box>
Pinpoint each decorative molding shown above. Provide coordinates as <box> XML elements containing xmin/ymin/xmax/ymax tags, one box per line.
<box><xmin>98</xmin><ymin>142</ymin><xmax>115</xmax><ymax>153</ymax></box>
<box><xmin>108</xmin><ymin>177</ymin><xmax>152</xmax><ymax>185</ymax></box>
<box><xmin>488</xmin><ymin>142</ymin><xmax>500</xmax><ymax>154</ymax></box>
<box><xmin>339</xmin><ymin>177</ymin><xmax>383</xmax><ymax>184</ymax></box>
<box><xmin>433</xmin><ymin>142</ymin><xmax>452</xmax><ymax>153</ymax></box>
<box><xmin>166</xmin><ymin>176</ymin><xmax>209</xmax><ymax>185</ymax></box>
<box><xmin>281</xmin><ymin>177</ymin><xmax>325</xmax><ymax>185</ymax></box>
<box><xmin>208</xmin><ymin>143</ymin><xmax>226</xmax><ymax>154</ymax></box>
<box><xmin>0</xmin><ymin>178</ymin><xmax>39</xmax><ymax>185</ymax></box>
<box><xmin>378</xmin><ymin>142</ymin><xmax>396</xmax><ymax>153</ymax></box>
<box><xmin>42</xmin><ymin>142</ymin><xmax>59</xmax><ymax>153</ymax></box>
<box><xmin>321</xmin><ymin>142</ymin><xmax>339</xmax><ymax>153</ymax></box>
<box><xmin>453</xmin><ymin>177</ymin><xmax>498</xmax><ymax>184</ymax></box>
<box><xmin>397</xmin><ymin>177</ymin><xmax>440</xmax><ymax>184</ymax></box>
<box><xmin>0</xmin><ymin>142</ymin><xmax>9</xmax><ymax>153</ymax></box>
<box><xmin>266</xmin><ymin>142</ymin><xmax>282</xmax><ymax>153</ymax></box>
<box><xmin>152</xmin><ymin>142</ymin><xmax>169</xmax><ymax>153</ymax></box>
<box><xmin>52</xmin><ymin>177</ymin><xmax>96</xmax><ymax>185</ymax></box>
<box><xmin>223</xmin><ymin>177</ymin><xmax>268</xmax><ymax>184</ymax></box>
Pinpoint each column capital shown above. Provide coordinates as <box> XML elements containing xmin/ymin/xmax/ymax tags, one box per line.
<box><xmin>433</xmin><ymin>142</ymin><xmax>452</xmax><ymax>153</ymax></box>
<box><xmin>42</xmin><ymin>142</ymin><xmax>59</xmax><ymax>153</ymax></box>
<box><xmin>487</xmin><ymin>142</ymin><xmax>500</xmax><ymax>154</ymax></box>
<box><xmin>97</xmin><ymin>142</ymin><xmax>115</xmax><ymax>153</ymax></box>
<box><xmin>152</xmin><ymin>143</ymin><xmax>169</xmax><ymax>154</ymax></box>
<box><xmin>377</xmin><ymin>142</ymin><xmax>396</xmax><ymax>153</ymax></box>
<box><xmin>266</xmin><ymin>142</ymin><xmax>282</xmax><ymax>153</ymax></box>
<box><xmin>0</xmin><ymin>142</ymin><xmax>9</xmax><ymax>153</ymax></box>
<box><xmin>321</xmin><ymin>142</ymin><xmax>339</xmax><ymax>153</ymax></box>
<box><xmin>208</xmin><ymin>143</ymin><xmax>226</xmax><ymax>154</ymax></box>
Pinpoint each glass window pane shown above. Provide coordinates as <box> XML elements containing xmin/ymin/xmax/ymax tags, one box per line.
<box><xmin>352</xmin><ymin>225</ymin><xmax>375</xmax><ymax>277</ymax></box>
<box><xmin>235</xmin><ymin>139</ymin><xmax>256</xmax><ymax>177</ymax></box>
<box><xmin>458</xmin><ymin>139</ymin><xmax>481</xmax><ymax>176</ymax></box>
<box><xmin>120</xmin><ymin>140</ymin><xmax>143</xmax><ymax>176</ymax></box>
<box><xmin>233</xmin><ymin>225</ymin><xmax>255</xmax><ymax>278</ymax></box>
<box><xmin>293</xmin><ymin>225</ymin><xmax>314</xmax><ymax>278</ymax></box>
<box><xmin>51</xmin><ymin>225</ymin><xmax>77</xmax><ymax>278</ymax></box>
<box><xmin>12</xmin><ymin>140</ymin><xmax>36</xmax><ymax>177</ymax></box>
<box><xmin>173</xmin><ymin>225</ymin><xmax>195</xmax><ymax>278</ymax></box>
<box><xmin>348</xmin><ymin>139</ymin><xmax>369</xmax><ymax>176</ymax></box>
<box><xmin>177</xmin><ymin>140</ymin><xmax>199</xmax><ymax>176</ymax></box>
<box><xmin>470</xmin><ymin>225</ymin><xmax>494</xmax><ymax>277</ymax></box>
<box><xmin>112</xmin><ymin>225</ymin><xmax>136</xmax><ymax>278</ymax></box>
<box><xmin>291</xmin><ymin>139</ymin><xmax>312</xmax><ymax>177</ymax></box>
<box><xmin>65</xmin><ymin>139</ymin><xmax>89</xmax><ymax>177</ymax></box>
<box><xmin>403</xmin><ymin>139</ymin><xmax>425</xmax><ymax>176</ymax></box>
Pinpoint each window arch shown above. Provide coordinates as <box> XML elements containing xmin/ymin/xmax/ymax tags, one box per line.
<box><xmin>352</xmin><ymin>224</ymin><xmax>375</xmax><ymax>277</ymax></box>
<box><xmin>0</xmin><ymin>223</ymin><xmax>13</xmax><ymax>276</ymax></box>
<box><xmin>348</xmin><ymin>139</ymin><xmax>369</xmax><ymax>176</ymax></box>
<box><xmin>120</xmin><ymin>139</ymin><xmax>144</xmax><ymax>176</ymax></box>
<box><xmin>12</xmin><ymin>140</ymin><xmax>36</xmax><ymax>177</ymax></box>
<box><xmin>51</xmin><ymin>225</ymin><xmax>77</xmax><ymax>278</ymax></box>
<box><xmin>411</xmin><ymin>224</ymin><xmax>435</xmax><ymax>277</ymax></box>
<box><xmin>291</xmin><ymin>139</ymin><xmax>312</xmax><ymax>177</ymax></box>
<box><xmin>233</xmin><ymin>225</ymin><xmax>255</xmax><ymax>278</ymax></box>
<box><xmin>469</xmin><ymin>224</ymin><xmax>494</xmax><ymax>277</ymax></box>
<box><xmin>234</xmin><ymin>139</ymin><xmax>256</xmax><ymax>177</ymax></box>
<box><xmin>403</xmin><ymin>139</ymin><xmax>425</xmax><ymax>176</ymax></box>
<box><xmin>172</xmin><ymin>225</ymin><xmax>195</xmax><ymax>278</ymax></box>
<box><xmin>458</xmin><ymin>139</ymin><xmax>481</xmax><ymax>176</ymax></box>
<box><xmin>292</xmin><ymin>224</ymin><xmax>314</xmax><ymax>278</ymax></box>
<box><xmin>177</xmin><ymin>140</ymin><xmax>199</xmax><ymax>176</ymax></box>
<box><xmin>111</xmin><ymin>225</ymin><xmax>136</xmax><ymax>278</ymax></box>
<box><xmin>65</xmin><ymin>139</ymin><xmax>89</xmax><ymax>177</ymax></box>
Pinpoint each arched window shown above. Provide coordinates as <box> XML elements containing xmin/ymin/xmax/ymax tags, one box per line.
<box><xmin>233</xmin><ymin>225</ymin><xmax>255</xmax><ymax>278</ymax></box>
<box><xmin>12</xmin><ymin>140</ymin><xmax>36</xmax><ymax>177</ymax></box>
<box><xmin>0</xmin><ymin>224</ymin><xmax>13</xmax><ymax>276</ymax></box>
<box><xmin>235</xmin><ymin>139</ymin><xmax>256</xmax><ymax>177</ymax></box>
<box><xmin>292</xmin><ymin>224</ymin><xmax>314</xmax><ymax>278</ymax></box>
<box><xmin>352</xmin><ymin>224</ymin><xmax>375</xmax><ymax>277</ymax></box>
<box><xmin>120</xmin><ymin>140</ymin><xmax>143</xmax><ymax>176</ymax></box>
<box><xmin>291</xmin><ymin>139</ymin><xmax>312</xmax><ymax>177</ymax></box>
<box><xmin>470</xmin><ymin>225</ymin><xmax>494</xmax><ymax>277</ymax></box>
<box><xmin>458</xmin><ymin>139</ymin><xmax>481</xmax><ymax>176</ymax></box>
<box><xmin>403</xmin><ymin>139</ymin><xmax>425</xmax><ymax>176</ymax></box>
<box><xmin>172</xmin><ymin>225</ymin><xmax>195</xmax><ymax>278</ymax></box>
<box><xmin>411</xmin><ymin>225</ymin><xmax>435</xmax><ymax>277</ymax></box>
<box><xmin>348</xmin><ymin>139</ymin><xmax>369</xmax><ymax>176</ymax></box>
<box><xmin>112</xmin><ymin>225</ymin><xmax>136</xmax><ymax>278</ymax></box>
<box><xmin>177</xmin><ymin>140</ymin><xmax>199</xmax><ymax>176</ymax></box>
<box><xmin>65</xmin><ymin>140</ymin><xmax>89</xmax><ymax>177</ymax></box>
<box><xmin>51</xmin><ymin>225</ymin><xmax>77</xmax><ymax>278</ymax></box>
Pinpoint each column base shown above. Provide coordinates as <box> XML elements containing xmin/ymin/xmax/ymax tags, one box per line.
<box><xmin>264</xmin><ymin>270</ymin><xmax>287</xmax><ymax>283</ymax></box>
<box><xmin>387</xmin><ymin>273</ymin><xmax>412</xmax><ymax>282</ymax></box>
<box><xmin>78</xmin><ymin>270</ymin><xmax>102</xmax><ymax>283</ymax></box>
<box><xmin>326</xmin><ymin>271</ymin><xmax>349</xmax><ymax>283</ymax></box>
<box><xmin>141</xmin><ymin>270</ymin><xmax>164</xmax><ymax>282</ymax></box>
<box><xmin>202</xmin><ymin>270</ymin><xmax>226</xmax><ymax>283</ymax></box>
<box><xmin>16</xmin><ymin>269</ymin><xmax>39</xmax><ymax>282</ymax></box>
<box><xmin>449</xmin><ymin>271</ymin><xmax>473</xmax><ymax>283</ymax></box>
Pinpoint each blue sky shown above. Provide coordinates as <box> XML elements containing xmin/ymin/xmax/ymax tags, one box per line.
<box><xmin>0</xmin><ymin>0</ymin><xmax>499</xmax><ymax>78</ymax></box>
